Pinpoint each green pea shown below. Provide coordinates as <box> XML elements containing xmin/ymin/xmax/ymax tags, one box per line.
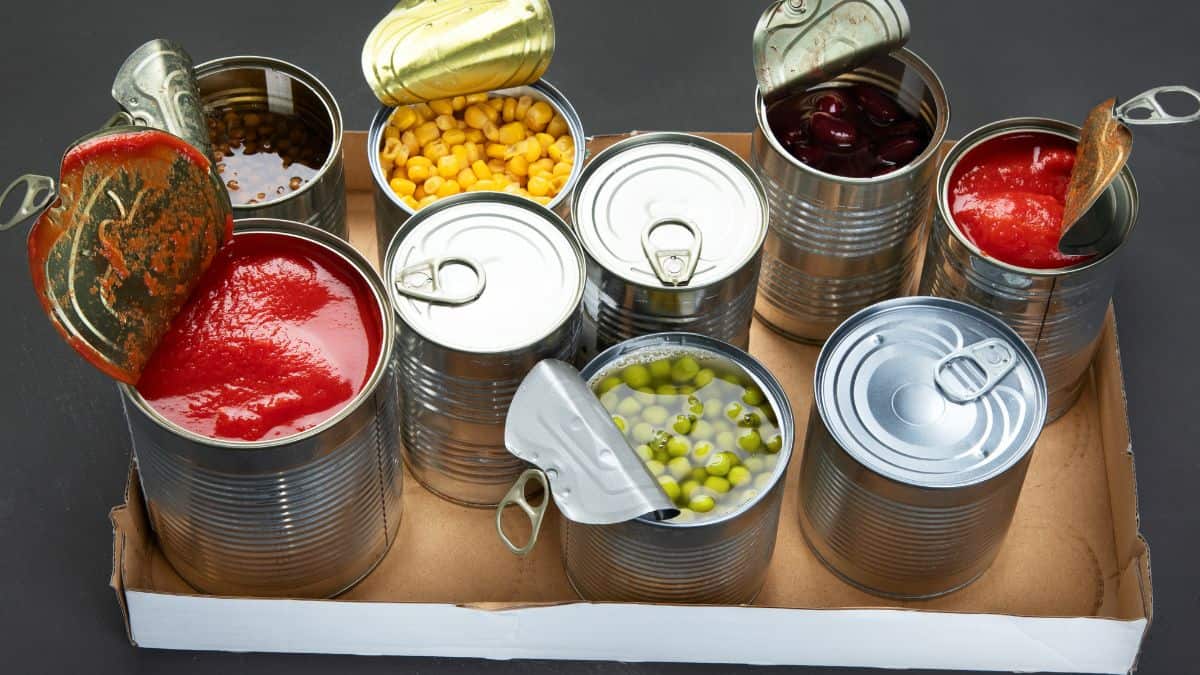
<box><xmin>742</xmin><ymin>455</ymin><xmax>766</xmax><ymax>473</ymax></box>
<box><xmin>616</xmin><ymin>397</ymin><xmax>642</xmax><ymax>417</ymax></box>
<box><xmin>724</xmin><ymin>401</ymin><xmax>743</xmax><ymax>422</ymax></box>
<box><xmin>715</xmin><ymin>430</ymin><xmax>736</xmax><ymax>452</ymax></box>
<box><xmin>766</xmin><ymin>434</ymin><xmax>783</xmax><ymax>453</ymax></box>
<box><xmin>678</xmin><ymin>385</ymin><xmax>696</xmax><ymax>395</ymax></box>
<box><xmin>742</xmin><ymin>385</ymin><xmax>765</xmax><ymax>407</ymax></box>
<box><xmin>600</xmin><ymin>391</ymin><xmax>620</xmax><ymax>412</ymax></box>
<box><xmin>597</xmin><ymin>376</ymin><xmax>622</xmax><ymax>394</ymax></box>
<box><xmin>686</xmin><ymin>396</ymin><xmax>704</xmax><ymax>416</ymax></box>
<box><xmin>666</xmin><ymin>435</ymin><xmax>691</xmax><ymax>457</ymax></box>
<box><xmin>671</xmin><ymin>355</ymin><xmax>700</xmax><ymax>383</ymax></box>
<box><xmin>657</xmin><ymin>475</ymin><xmax>681</xmax><ymax>501</ymax></box>
<box><xmin>737</xmin><ymin>428</ymin><xmax>762</xmax><ymax>453</ymax></box>
<box><xmin>611</xmin><ymin>415</ymin><xmax>627</xmax><ymax>433</ymax></box>
<box><xmin>690</xmin><ymin>441</ymin><xmax>714</xmax><ymax>463</ymax></box>
<box><xmin>651</xmin><ymin>430</ymin><xmax>672</xmax><ymax>451</ymax></box>
<box><xmin>667</xmin><ymin>456</ymin><xmax>692</xmax><ymax>480</ymax></box>
<box><xmin>631</xmin><ymin>422</ymin><xmax>656</xmax><ymax>444</ymax></box>
<box><xmin>634</xmin><ymin>386</ymin><xmax>657</xmax><ymax>404</ymax></box>
<box><xmin>653</xmin><ymin>450</ymin><xmax>669</xmax><ymax>463</ymax></box>
<box><xmin>645</xmin><ymin>459</ymin><xmax>665</xmax><ymax>476</ymax></box>
<box><xmin>737</xmin><ymin>412</ymin><xmax>762</xmax><ymax>428</ymax></box>
<box><xmin>720</xmin><ymin>373</ymin><xmax>741</xmax><ymax>385</ymax></box>
<box><xmin>705</xmin><ymin>451</ymin><xmax>735</xmax><ymax>477</ymax></box>
<box><xmin>690</xmin><ymin>419</ymin><xmax>714</xmax><ymax>440</ymax></box>
<box><xmin>622</xmin><ymin>364</ymin><xmax>651</xmax><ymax>388</ymax></box>
<box><xmin>689</xmin><ymin>467</ymin><xmax>709</xmax><ymax>482</ymax></box>
<box><xmin>680</xmin><ymin>479</ymin><xmax>702</xmax><ymax>500</ymax></box>
<box><xmin>704</xmin><ymin>475</ymin><xmax>731</xmax><ymax>494</ymax></box>
<box><xmin>671</xmin><ymin>508</ymin><xmax>696</xmax><ymax>523</ymax></box>
<box><xmin>689</xmin><ymin>494</ymin><xmax>716</xmax><ymax>513</ymax></box>
<box><xmin>643</xmin><ymin>405</ymin><xmax>669</xmax><ymax>426</ymax></box>
<box><xmin>693</xmin><ymin>368</ymin><xmax>715</xmax><ymax>388</ymax></box>
<box><xmin>703</xmin><ymin>398</ymin><xmax>724</xmax><ymax>419</ymax></box>
<box><xmin>634</xmin><ymin>444</ymin><xmax>653</xmax><ymax>461</ymax></box>
<box><xmin>656</xmin><ymin>383</ymin><xmax>678</xmax><ymax>396</ymax></box>
<box><xmin>728</xmin><ymin>465</ymin><xmax>751</xmax><ymax>487</ymax></box>
<box><xmin>671</xmin><ymin>414</ymin><xmax>693</xmax><ymax>435</ymax></box>
<box><xmin>753</xmin><ymin>472</ymin><xmax>774</xmax><ymax>490</ymax></box>
<box><xmin>649</xmin><ymin>359</ymin><xmax>672</xmax><ymax>381</ymax></box>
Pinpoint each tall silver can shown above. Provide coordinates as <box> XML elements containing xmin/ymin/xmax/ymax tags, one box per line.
<box><xmin>800</xmin><ymin>297</ymin><xmax>1047</xmax><ymax>599</ymax></box>
<box><xmin>384</xmin><ymin>193</ymin><xmax>585</xmax><ymax>507</ymax></box>
<box><xmin>571</xmin><ymin>133</ymin><xmax>768</xmax><ymax>361</ymax></box>
<box><xmin>919</xmin><ymin>117</ymin><xmax>1137</xmax><ymax>422</ymax></box>
<box><xmin>196</xmin><ymin>57</ymin><xmax>347</xmax><ymax>238</ymax></box>
<box><xmin>751</xmin><ymin>49</ymin><xmax>950</xmax><ymax>343</ymax></box>
<box><xmin>121</xmin><ymin>219</ymin><xmax>400</xmax><ymax>598</ymax></box>
<box><xmin>566</xmin><ymin>333</ymin><xmax>795</xmax><ymax>604</ymax></box>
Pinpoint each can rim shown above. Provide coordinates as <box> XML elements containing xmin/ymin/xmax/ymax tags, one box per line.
<box><xmin>119</xmin><ymin>218</ymin><xmax>395</xmax><ymax>450</ymax></box>
<box><xmin>579</xmin><ymin>332</ymin><xmax>795</xmax><ymax>529</ymax></box>
<box><xmin>754</xmin><ymin>48</ymin><xmax>950</xmax><ymax>185</ymax></box>
<box><xmin>194</xmin><ymin>56</ymin><xmax>345</xmax><ymax>211</ymax></box>
<box><xmin>936</xmin><ymin>117</ymin><xmax>1141</xmax><ymax>276</ymax></box>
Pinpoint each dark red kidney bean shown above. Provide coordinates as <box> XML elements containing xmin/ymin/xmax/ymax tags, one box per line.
<box><xmin>810</xmin><ymin>112</ymin><xmax>858</xmax><ymax>149</ymax></box>
<box><xmin>788</xmin><ymin>143</ymin><xmax>826</xmax><ymax>167</ymax></box>
<box><xmin>877</xmin><ymin>136</ymin><xmax>923</xmax><ymax>165</ymax></box>
<box><xmin>882</xmin><ymin>118</ymin><xmax>922</xmax><ymax>137</ymax></box>
<box><xmin>854</xmin><ymin>85</ymin><xmax>902</xmax><ymax>124</ymax></box>
<box><xmin>815</xmin><ymin>91</ymin><xmax>849</xmax><ymax>116</ymax></box>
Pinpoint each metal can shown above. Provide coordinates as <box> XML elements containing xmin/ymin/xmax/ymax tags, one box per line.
<box><xmin>919</xmin><ymin>117</ymin><xmax>1138</xmax><ymax>422</ymax></box>
<box><xmin>800</xmin><ymin>297</ymin><xmax>1047</xmax><ymax>599</ymax></box>
<box><xmin>571</xmin><ymin>133</ymin><xmax>769</xmax><ymax>361</ymax></box>
<box><xmin>120</xmin><ymin>218</ymin><xmax>400</xmax><ymax>598</ymax></box>
<box><xmin>751</xmin><ymin>48</ymin><xmax>950</xmax><ymax>343</ymax></box>
<box><xmin>565</xmin><ymin>333</ymin><xmax>796</xmax><ymax>604</ymax></box>
<box><xmin>195</xmin><ymin>57</ymin><xmax>347</xmax><ymax>238</ymax></box>
<box><xmin>368</xmin><ymin>79</ymin><xmax>586</xmax><ymax>262</ymax></box>
<box><xmin>384</xmin><ymin>192</ymin><xmax>585</xmax><ymax>507</ymax></box>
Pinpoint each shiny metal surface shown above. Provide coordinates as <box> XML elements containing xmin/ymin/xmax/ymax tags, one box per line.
<box><xmin>195</xmin><ymin>57</ymin><xmax>347</xmax><ymax>238</ymax></box>
<box><xmin>919</xmin><ymin>117</ymin><xmax>1138</xmax><ymax>421</ymax></box>
<box><xmin>384</xmin><ymin>194</ymin><xmax>585</xmax><ymax>507</ymax></box>
<box><xmin>564</xmin><ymin>333</ymin><xmax>795</xmax><ymax>604</ymax></box>
<box><xmin>571</xmin><ymin>133</ymin><xmax>768</xmax><ymax>359</ymax></box>
<box><xmin>801</xmin><ymin>297</ymin><xmax>1046</xmax><ymax>599</ymax></box>
<box><xmin>112</xmin><ymin>39</ymin><xmax>213</xmax><ymax>161</ymax></box>
<box><xmin>120</xmin><ymin>218</ymin><xmax>401</xmax><ymax>598</ymax></box>
<box><xmin>751</xmin><ymin>49</ymin><xmax>949</xmax><ymax>343</ymax></box>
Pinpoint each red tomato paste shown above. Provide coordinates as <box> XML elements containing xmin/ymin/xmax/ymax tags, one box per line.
<box><xmin>138</xmin><ymin>232</ymin><xmax>383</xmax><ymax>441</ymax></box>
<box><xmin>949</xmin><ymin>131</ymin><xmax>1092</xmax><ymax>269</ymax></box>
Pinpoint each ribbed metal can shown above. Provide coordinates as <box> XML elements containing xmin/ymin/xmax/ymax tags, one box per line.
<box><xmin>919</xmin><ymin>117</ymin><xmax>1138</xmax><ymax>422</ymax></box>
<box><xmin>384</xmin><ymin>193</ymin><xmax>585</xmax><ymax>507</ymax></box>
<box><xmin>565</xmin><ymin>333</ymin><xmax>795</xmax><ymax>604</ymax></box>
<box><xmin>571</xmin><ymin>133</ymin><xmax>769</xmax><ymax>361</ymax></box>
<box><xmin>120</xmin><ymin>218</ymin><xmax>400</xmax><ymax>598</ymax></box>
<box><xmin>751</xmin><ymin>49</ymin><xmax>950</xmax><ymax>343</ymax></box>
<box><xmin>800</xmin><ymin>297</ymin><xmax>1047</xmax><ymax>599</ymax></box>
<box><xmin>196</xmin><ymin>57</ymin><xmax>347</xmax><ymax>238</ymax></box>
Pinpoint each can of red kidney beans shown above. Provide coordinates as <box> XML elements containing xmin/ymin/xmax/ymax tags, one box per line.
<box><xmin>120</xmin><ymin>218</ymin><xmax>400</xmax><ymax>598</ymax></box>
<box><xmin>751</xmin><ymin>49</ymin><xmax>950</xmax><ymax>343</ymax></box>
<box><xmin>919</xmin><ymin>117</ymin><xmax>1138</xmax><ymax>422</ymax></box>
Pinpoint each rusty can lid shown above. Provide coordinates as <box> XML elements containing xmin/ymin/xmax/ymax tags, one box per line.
<box><xmin>754</xmin><ymin>0</ymin><xmax>910</xmax><ymax>105</ymax></box>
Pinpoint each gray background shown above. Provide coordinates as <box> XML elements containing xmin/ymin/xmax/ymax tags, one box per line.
<box><xmin>1</xmin><ymin>1</ymin><xmax>1196</xmax><ymax>673</ymax></box>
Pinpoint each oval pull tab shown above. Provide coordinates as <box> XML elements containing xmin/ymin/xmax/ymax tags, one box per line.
<box><xmin>496</xmin><ymin>468</ymin><xmax>549</xmax><ymax>557</ymax></box>
<box><xmin>1115</xmin><ymin>86</ymin><xmax>1200</xmax><ymax>125</ymax></box>
<box><xmin>934</xmin><ymin>338</ymin><xmax>1018</xmax><ymax>404</ymax></box>
<box><xmin>0</xmin><ymin>174</ymin><xmax>56</xmax><ymax>231</ymax></box>
<box><xmin>641</xmin><ymin>218</ymin><xmax>702</xmax><ymax>286</ymax></box>
<box><xmin>394</xmin><ymin>256</ymin><xmax>486</xmax><ymax>305</ymax></box>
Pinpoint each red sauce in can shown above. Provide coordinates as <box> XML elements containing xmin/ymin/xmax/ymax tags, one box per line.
<box><xmin>137</xmin><ymin>232</ymin><xmax>383</xmax><ymax>441</ymax></box>
<box><xmin>949</xmin><ymin>131</ymin><xmax>1092</xmax><ymax>269</ymax></box>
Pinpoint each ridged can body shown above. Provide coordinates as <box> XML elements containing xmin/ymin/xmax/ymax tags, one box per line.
<box><xmin>122</xmin><ymin>219</ymin><xmax>401</xmax><ymax>598</ymax></box>
<box><xmin>919</xmin><ymin>118</ymin><xmax>1137</xmax><ymax>422</ymax></box>
<box><xmin>566</xmin><ymin>333</ymin><xmax>795</xmax><ymax>604</ymax></box>
<box><xmin>196</xmin><ymin>57</ymin><xmax>347</xmax><ymax>238</ymax></box>
<box><xmin>751</xmin><ymin>49</ymin><xmax>949</xmax><ymax>343</ymax></box>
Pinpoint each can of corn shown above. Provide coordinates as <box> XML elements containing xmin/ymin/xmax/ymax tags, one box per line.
<box><xmin>121</xmin><ymin>218</ymin><xmax>401</xmax><ymax>598</ymax></box>
<box><xmin>570</xmin><ymin>133</ymin><xmax>769</xmax><ymax>361</ymax></box>
<box><xmin>383</xmin><ymin>192</ymin><xmax>586</xmax><ymax>507</ymax></box>
<box><xmin>919</xmin><ymin>118</ymin><xmax>1137</xmax><ymax>422</ymax></box>
<box><xmin>196</xmin><ymin>57</ymin><xmax>347</xmax><ymax>238</ymax></box>
<box><xmin>800</xmin><ymin>297</ymin><xmax>1046</xmax><ymax>599</ymax></box>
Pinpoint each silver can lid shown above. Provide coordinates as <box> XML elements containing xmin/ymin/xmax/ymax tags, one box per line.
<box><xmin>571</xmin><ymin>133</ymin><xmax>767</xmax><ymax>289</ymax></box>
<box><xmin>384</xmin><ymin>193</ymin><xmax>584</xmax><ymax>353</ymax></box>
<box><xmin>815</xmin><ymin>297</ymin><xmax>1047</xmax><ymax>488</ymax></box>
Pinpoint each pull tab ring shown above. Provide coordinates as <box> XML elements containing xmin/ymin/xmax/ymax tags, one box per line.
<box><xmin>496</xmin><ymin>468</ymin><xmax>550</xmax><ymax>557</ymax></box>
<box><xmin>394</xmin><ymin>256</ymin><xmax>486</xmax><ymax>305</ymax></box>
<box><xmin>0</xmin><ymin>174</ymin><xmax>56</xmax><ymax>231</ymax></box>
<box><xmin>641</xmin><ymin>218</ymin><xmax>702</xmax><ymax>286</ymax></box>
<box><xmin>934</xmin><ymin>338</ymin><xmax>1018</xmax><ymax>404</ymax></box>
<box><xmin>1115</xmin><ymin>86</ymin><xmax>1200</xmax><ymax>126</ymax></box>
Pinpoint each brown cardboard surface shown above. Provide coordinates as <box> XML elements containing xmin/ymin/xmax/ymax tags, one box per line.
<box><xmin>109</xmin><ymin>132</ymin><xmax>1152</xmax><ymax>631</ymax></box>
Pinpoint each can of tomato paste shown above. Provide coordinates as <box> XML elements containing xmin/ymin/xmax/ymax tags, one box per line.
<box><xmin>919</xmin><ymin>118</ymin><xmax>1138</xmax><ymax>421</ymax></box>
<box><xmin>384</xmin><ymin>192</ymin><xmax>585</xmax><ymax>507</ymax></box>
<box><xmin>195</xmin><ymin>57</ymin><xmax>348</xmax><ymax>238</ymax></box>
<box><xmin>121</xmin><ymin>218</ymin><xmax>400</xmax><ymax>598</ymax></box>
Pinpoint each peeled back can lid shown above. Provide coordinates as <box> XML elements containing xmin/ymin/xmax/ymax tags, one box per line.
<box><xmin>571</xmin><ymin>132</ymin><xmax>767</xmax><ymax>289</ymax></box>
<box><xmin>384</xmin><ymin>192</ymin><xmax>584</xmax><ymax>353</ymax></box>
<box><xmin>815</xmin><ymin>296</ymin><xmax>1047</xmax><ymax>488</ymax></box>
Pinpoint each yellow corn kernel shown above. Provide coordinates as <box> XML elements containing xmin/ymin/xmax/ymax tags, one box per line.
<box><xmin>516</xmin><ymin>96</ymin><xmax>534</xmax><ymax>121</ymax></box>
<box><xmin>521</xmin><ymin>138</ymin><xmax>543</xmax><ymax>163</ymax></box>
<box><xmin>436</xmin><ymin>179</ymin><xmax>462</xmax><ymax>197</ymax></box>
<box><xmin>456</xmin><ymin>118</ymin><xmax>467</xmax><ymax>129</ymax></box>
<box><xmin>401</xmin><ymin>130</ymin><xmax>420</xmax><ymax>156</ymax></box>
<box><xmin>391</xmin><ymin>165</ymin><xmax>409</xmax><ymax>182</ymax></box>
<box><xmin>423</xmin><ymin>141</ymin><xmax>450</xmax><ymax>161</ymax></box>
<box><xmin>407</xmin><ymin>163</ymin><xmax>431</xmax><ymax>182</ymax></box>
<box><xmin>451</xmin><ymin>147</ymin><xmax>468</xmax><ymax>170</ymax></box>
<box><xmin>486</xmin><ymin>143</ymin><xmax>508</xmax><ymax>159</ymax></box>
<box><xmin>551</xmin><ymin>175</ymin><xmax>569</xmax><ymax>192</ymax></box>
<box><xmin>487</xmin><ymin>97</ymin><xmax>505</xmax><ymax>111</ymax></box>
<box><xmin>407</xmin><ymin>155</ymin><xmax>432</xmax><ymax>168</ymax></box>
<box><xmin>498</xmin><ymin>121</ymin><xmax>526</xmax><ymax>145</ymax></box>
<box><xmin>552</xmin><ymin>161</ymin><xmax>573</xmax><ymax>177</ymax></box>
<box><xmin>389</xmin><ymin>177</ymin><xmax>417</xmax><ymax>196</ymax></box>
<box><xmin>488</xmin><ymin>160</ymin><xmax>506</xmax><ymax>176</ymax></box>
<box><xmin>468</xmin><ymin>179</ymin><xmax>496</xmax><ymax>192</ymax></box>
<box><xmin>531</xmin><ymin>157</ymin><xmax>554</xmax><ymax>175</ymax></box>
<box><xmin>463</xmin><ymin>105</ymin><xmax>489</xmax><ymax>130</ymax></box>
<box><xmin>482</xmin><ymin>120</ymin><xmax>500</xmax><ymax>142</ymax></box>
<box><xmin>462</xmin><ymin>141</ymin><xmax>480</xmax><ymax>164</ymax></box>
<box><xmin>549</xmin><ymin>136</ymin><xmax>573</xmax><ymax>161</ymax></box>
<box><xmin>525</xmin><ymin>101</ymin><xmax>553</xmax><ymax>132</ymax></box>
<box><xmin>546</xmin><ymin>114</ymin><xmax>568</xmax><ymax>138</ymax></box>
<box><xmin>414</xmin><ymin>121</ymin><xmax>440</xmax><ymax>146</ymax></box>
<box><xmin>466</xmin><ymin>92</ymin><xmax>489</xmax><ymax>105</ymax></box>
<box><xmin>502</xmin><ymin>97</ymin><xmax>517</xmax><ymax>122</ymax></box>
<box><xmin>391</xmin><ymin>106</ymin><xmax>419</xmax><ymax>131</ymax></box>
<box><xmin>383</xmin><ymin>125</ymin><xmax>401</xmax><ymax>141</ymax></box>
<box><xmin>439</xmin><ymin>129</ymin><xmax>464</xmax><ymax>146</ymax></box>
<box><xmin>464</xmin><ymin>128</ymin><xmax>485</xmax><ymax>143</ymax></box>
<box><xmin>429</xmin><ymin>98</ymin><xmax>454</xmax><ymax>116</ymax></box>
<box><xmin>504</xmin><ymin>171</ymin><xmax>522</xmax><ymax>186</ymax></box>
<box><xmin>503</xmin><ymin>182</ymin><xmax>524</xmax><ymax>194</ymax></box>
<box><xmin>414</xmin><ymin>102</ymin><xmax>435</xmax><ymax>121</ymax></box>
<box><xmin>414</xmin><ymin>185</ymin><xmax>426</xmax><ymax>200</ymax></box>
<box><xmin>417</xmin><ymin>194</ymin><xmax>438</xmax><ymax>208</ymax></box>
<box><xmin>534</xmin><ymin>132</ymin><xmax>555</xmax><ymax>149</ymax></box>
<box><xmin>402</xmin><ymin>195</ymin><xmax>420</xmax><ymax>209</ymax></box>
<box><xmin>457</xmin><ymin>168</ymin><xmax>478</xmax><ymax>188</ymax></box>
<box><xmin>423</xmin><ymin>175</ymin><xmax>445</xmax><ymax>194</ymax></box>
<box><xmin>527</xmin><ymin>174</ymin><xmax>552</xmax><ymax>197</ymax></box>
<box><xmin>381</xmin><ymin>136</ymin><xmax>402</xmax><ymax>159</ymax></box>
<box><xmin>437</xmin><ymin>155</ymin><xmax>461</xmax><ymax>178</ymax></box>
<box><xmin>451</xmin><ymin>95</ymin><xmax>467</xmax><ymax>111</ymax></box>
<box><xmin>507</xmin><ymin>155</ymin><xmax>529</xmax><ymax>177</ymax></box>
<box><xmin>471</xmin><ymin>160</ymin><xmax>492</xmax><ymax>179</ymax></box>
<box><xmin>435</xmin><ymin>114</ymin><xmax>456</xmax><ymax>132</ymax></box>
<box><xmin>532</xmin><ymin>195</ymin><xmax>552</xmax><ymax>205</ymax></box>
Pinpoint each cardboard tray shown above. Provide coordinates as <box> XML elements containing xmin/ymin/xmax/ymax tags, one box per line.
<box><xmin>109</xmin><ymin>132</ymin><xmax>1153</xmax><ymax>673</ymax></box>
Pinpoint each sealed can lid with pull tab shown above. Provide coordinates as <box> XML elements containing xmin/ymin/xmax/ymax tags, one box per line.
<box><xmin>571</xmin><ymin>132</ymin><xmax>768</xmax><ymax>289</ymax></box>
<box><xmin>384</xmin><ymin>192</ymin><xmax>584</xmax><ymax>353</ymax></box>
<box><xmin>816</xmin><ymin>296</ymin><xmax>1047</xmax><ymax>488</ymax></box>
<box><xmin>754</xmin><ymin>0</ymin><xmax>910</xmax><ymax>106</ymax></box>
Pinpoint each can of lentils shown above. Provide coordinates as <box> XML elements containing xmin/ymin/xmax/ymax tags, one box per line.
<box><xmin>384</xmin><ymin>192</ymin><xmax>585</xmax><ymax>507</ymax></box>
<box><xmin>800</xmin><ymin>297</ymin><xmax>1046</xmax><ymax>599</ymax></box>
<box><xmin>919</xmin><ymin>118</ymin><xmax>1137</xmax><ymax>422</ymax></box>
<box><xmin>565</xmin><ymin>332</ymin><xmax>795</xmax><ymax>604</ymax></box>
<box><xmin>571</xmin><ymin>133</ymin><xmax>768</xmax><ymax>360</ymax></box>
<box><xmin>121</xmin><ymin>218</ymin><xmax>400</xmax><ymax>598</ymax></box>
<box><xmin>196</xmin><ymin>57</ymin><xmax>347</xmax><ymax>238</ymax></box>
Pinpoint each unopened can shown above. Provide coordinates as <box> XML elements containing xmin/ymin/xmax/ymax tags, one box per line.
<box><xmin>196</xmin><ymin>57</ymin><xmax>347</xmax><ymax>238</ymax></box>
<box><xmin>121</xmin><ymin>219</ymin><xmax>400</xmax><ymax>598</ymax></box>
<box><xmin>571</xmin><ymin>133</ymin><xmax>768</xmax><ymax>361</ymax></box>
<box><xmin>800</xmin><ymin>297</ymin><xmax>1046</xmax><ymax>599</ymax></box>
<box><xmin>919</xmin><ymin>117</ymin><xmax>1138</xmax><ymax>422</ymax></box>
<box><xmin>384</xmin><ymin>192</ymin><xmax>585</xmax><ymax>507</ymax></box>
<box><xmin>566</xmin><ymin>333</ymin><xmax>795</xmax><ymax>604</ymax></box>
<box><xmin>751</xmin><ymin>49</ymin><xmax>950</xmax><ymax>343</ymax></box>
